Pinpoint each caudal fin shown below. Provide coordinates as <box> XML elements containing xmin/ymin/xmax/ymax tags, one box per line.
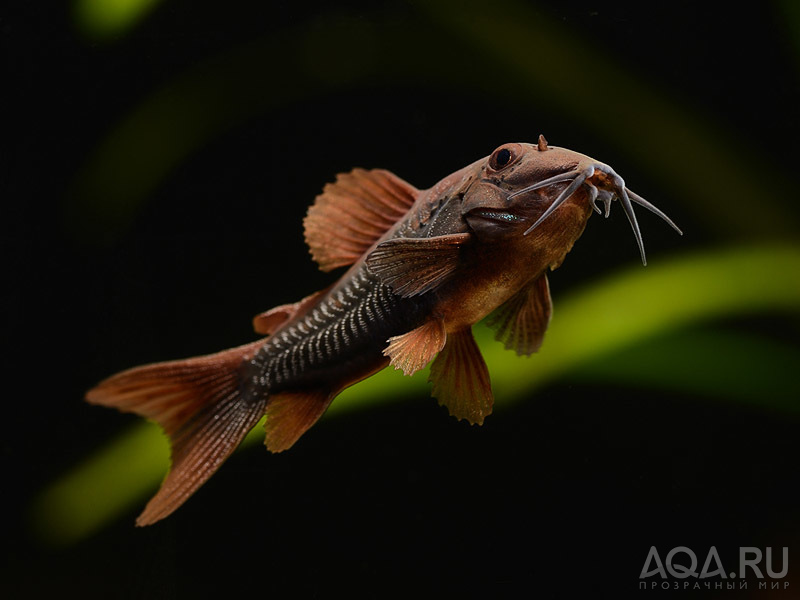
<box><xmin>86</xmin><ymin>339</ymin><xmax>266</xmax><ymax>526</ymax></box>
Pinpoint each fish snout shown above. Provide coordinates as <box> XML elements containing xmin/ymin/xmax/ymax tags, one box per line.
<box><xmin>584</xmin><ymin>163</ymin><xmax>626</xmax><ymax>217</ymax></box>
<box><xmin>508</xmin><ymin>160</ymin><xmax>682</xmax><ymax>266</ymax></box>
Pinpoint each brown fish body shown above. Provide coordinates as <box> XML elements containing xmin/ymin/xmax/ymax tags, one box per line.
<box><xmin>246</xmin><ymin>147</ymin><xmax>593</xmax><ymax>392</ymax></box>
<box><xmin>87</xmin><ymin>137</ymin><xmax>681</xmax><ymax>525</ymax></box>
<box><xmin>242</xmin><ymin>260</ymin><xmax>432</xmax><ymax>400</ymax></box>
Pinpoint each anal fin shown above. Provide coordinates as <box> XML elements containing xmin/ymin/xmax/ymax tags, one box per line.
<box><xmin>429</xmin><ymin>327</ymin><xmax>493</xmax><ymax>425</ymax></box>
<box><xmin>264</xmin><ymin>389</ymin><xmax>334</xmax><ymax>452</ymax></box>
<box><xmin>383</xmin><ymin>318</ymin><xmax>446</xmax><ymax>376</ymax></box>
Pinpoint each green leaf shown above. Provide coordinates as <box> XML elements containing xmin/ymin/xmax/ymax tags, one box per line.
<box><xmin>29</xmin><ymin>243</ymin><xmax>800</xmax><ymax>546</ymax></box>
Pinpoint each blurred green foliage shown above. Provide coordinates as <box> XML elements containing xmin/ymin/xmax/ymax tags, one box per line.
<box><xmin>74</xmin><ymin>0</ymin><xmax>163</xmax><ymax>40</ymax></box>
<box><xmin>32</xmin><ymin>244</ymin><xmax>800</xmax><ymax>545</ymax></box>
<box><xmin>68</xmin><ymin>0</ymin><xmax>796</xmax><ymax>241</ymax></box>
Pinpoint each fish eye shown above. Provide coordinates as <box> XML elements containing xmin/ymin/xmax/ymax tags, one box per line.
<box><xmin>495</xmin><ymin>149</ymin><xmax>512</xmax><ymax>167</ymax></box>
<box><xmin>488</xmin><ymin>144</ymin><xmax>521</xmax><ymax>171</ymax></box>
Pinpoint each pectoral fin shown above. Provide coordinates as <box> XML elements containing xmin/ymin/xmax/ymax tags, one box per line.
<box><xmin>428</xmin><ymin>327</ymin><xmax>493</xmax><ymax>425</ymax></box>
<box><xmin>383</xmin><ymin>318</ymin><xmax>447</xmax><ymax>376</ymax></box>
<box><xmin>486</xmin><ymin>273</ymin><xmax>552</xmax><ymax>356</ymax></box>
<box><xmin>365</xmin><ymin>233</ymin><xmax>470</xmax><ymax>297</ymax></box>
<box><xmin>304</xmin><ymin>168</ymin><xmax>418</xmax><ymax>272</ymax></box>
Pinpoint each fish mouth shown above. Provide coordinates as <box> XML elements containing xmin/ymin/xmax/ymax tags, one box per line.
<box><xmin>468</xmin><ymin>208</ymin><xmax>526</xmax><ymax>224</ymax></box>
<box><xmin>507</xmin><ymin>163</ymin><xmax>683</xmax><ymax>266</ymax></box>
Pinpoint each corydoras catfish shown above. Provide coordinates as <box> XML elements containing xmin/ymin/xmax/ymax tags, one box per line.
<box><xmin>87</xmin><ymin>136</ymin><xmax>681</xmax><ymax>525</ymax></box>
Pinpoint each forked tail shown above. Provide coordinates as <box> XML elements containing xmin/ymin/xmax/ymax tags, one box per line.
<box><xmin>86</xmin><ymin>339</ymin><xmax>266</xmax><ymax>526</ymax></box>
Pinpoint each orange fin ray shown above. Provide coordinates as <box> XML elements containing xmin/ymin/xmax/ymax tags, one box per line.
<box><xmin>252</xmin><ymin>305</ymin><xmax>295</xmax><ymax>336</ymax></box>
<box><xmin>486</xmin><ymin>273</ymin><xmax>553</xmax><ymax>356</ymax></box>
<box><xmin>429</xmin><ymin>328</ymin><xmax>493</xmax><ymax>425</ymax></box>
<box><xmin>252</xmin><ymin>285</ymin><xmax>333</xmax><ymax>335</ymax></box>
<box><xmin>304</xmin><ymin>168</ymin><xmax>418</xmax><ymax>272</ymax></box>
<box><xmin>264</xmin><ymin>389</ymin><xmax>334</xmax><ymax>452</ymax></box>
<box><xmin>383</xmin><ymin>318</ymin><xmax>446</xmax><ymax>376</ymax></box>
<box><xmin>365</xmin><ymin>233</ymin><xmax>470</xmax><ymax>297</ymax></box>
<box><xmin>85</xmin><ymin>340</ymin><xmax>266</xmax><ymax>526</ymax></box>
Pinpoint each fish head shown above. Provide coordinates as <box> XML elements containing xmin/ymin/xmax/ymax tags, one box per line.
<box><xmin>461</xmin><ymin>136</ymin><xmax>681</xmax><ymax>266</ymax></box>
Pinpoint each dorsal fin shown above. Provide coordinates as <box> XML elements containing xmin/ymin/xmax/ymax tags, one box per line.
<box><xmin>303</xmin><ymin>168</ymin><xmax>418</xmax><ymax>272</ymax></box>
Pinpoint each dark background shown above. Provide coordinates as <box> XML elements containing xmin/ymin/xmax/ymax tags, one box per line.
<box><xmin>3</xmin><ymin>1</ymin><xmax>799</xmax><ymax>597</ymax></box>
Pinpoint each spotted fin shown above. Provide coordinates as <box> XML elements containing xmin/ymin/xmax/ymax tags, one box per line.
<box><xmin>365</xmin><ymin>233</ymin><xmax>470</xmax><ymax>297</ymax></box>
<box><xmin>383</xmin><ymin>318</ymin><xmax>447</xmax><ymax>376</ymax></box>
<box><xmin>429</xmin><ymin>327</ymin><xmax>493</xmax><ymax>425</ymax></box>
<box><xmin>304</xmin><ymin>168</ymin><xmax>418</xmax><ymax>272</ymax></box>
<box><xmin>486</xmin><ymin>273</ymin><xmax>552</xmax><ymax>356</ymax></box>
